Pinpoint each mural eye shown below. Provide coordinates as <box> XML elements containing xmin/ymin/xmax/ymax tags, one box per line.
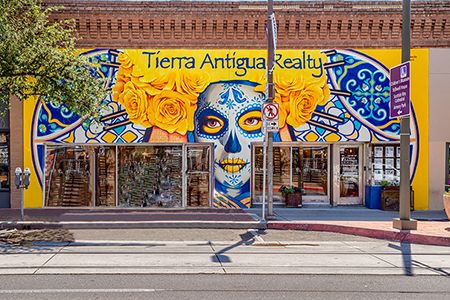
<box><xmin>206</xmin><ymin>119</ymin><xmax>221</xmax><ymax>128</ymax></box>
<box><xmin>202</xmin><ymin>116</ymin><xmax>224</xmax><ymax>134</ymax></box>
<box><xmin>244</xmin><ymin>118</ymin><xmax>260</xmax><ymax>126</ymax></box>
<box><xmin>238</xmin><ymin>111</ymin><xmax>262</xmax><ymax>133</ymax></box>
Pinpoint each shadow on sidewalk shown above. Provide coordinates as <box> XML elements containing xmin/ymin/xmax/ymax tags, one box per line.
<box><xmin>211</xmin><ymin>230</ymin><xmax>267</xmax><ymax>263</ymax></box>
<box><xmin>389</xmin><ymin>240</ymin><xmax>450</xmax><ymax>277</ymax></box>
<box><xmin>389</xmin><ymin>241</ymin><xmax>413</xmax><ymax>276</ymax></box>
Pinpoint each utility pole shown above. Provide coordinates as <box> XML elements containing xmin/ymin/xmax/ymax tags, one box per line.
<box><xmin>393</xmin><ymin>0</ymin><xmax>417</xmax><ymax>230</ymax></box>
<box><xmin>266</xmin><ymin>0</ymin><xmax>275</xmax><ymax>218</ymax></box>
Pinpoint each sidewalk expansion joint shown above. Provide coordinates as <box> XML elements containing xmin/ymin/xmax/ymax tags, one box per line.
<box><xmin>33</xmin><ymin>242</ymin><xmax>68</xmax><ymax>275</ymax></box>
<box><xmin>208</xmin><ymin>241</ymin><xmax>226</xmax><ymax>274</ymax></box>
<box><xmin>341</xmin><ymin>241</ymin><xmax>400</xmax><ymax>270</ymax></box>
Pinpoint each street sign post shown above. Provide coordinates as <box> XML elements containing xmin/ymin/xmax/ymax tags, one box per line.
<box><xmin>262</xmin><ymin>103</ymin><xmax>279</xmax><ymax>120</ymax></box>
<box><xmin>266</xmin><ymin>0</ymin><xmax>276</xmax><ymax>219</ymax></box>
<box><xmin>392</xmin><ymin>0</ymin><xmax>417</xmax><ymax>231</ymax></box>
<box><xmin>262</xmin><ymin>103</ymin><xmax>279</xmax><ymax>132</ymax></box>
<box><xmin>390</xmin><ymin>61</ymin><xmax>410</xmax><ymax>119</ymax></box>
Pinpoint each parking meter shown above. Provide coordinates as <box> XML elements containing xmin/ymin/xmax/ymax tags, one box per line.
<box><xmin>23</xmin><ymin>168</ymin><xmax>31</xmax><ymax>189</ymax></box>
<box><xmin>15</xmin><ymin>167</ymin><xmax>22</xmax><ymax>189</ymax></box>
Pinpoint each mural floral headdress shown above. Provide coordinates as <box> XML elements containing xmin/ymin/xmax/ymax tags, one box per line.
<box><xmin>112</xmin><ymin>52</ymin><xmax>330</xmax><ymax>134</ymax></box>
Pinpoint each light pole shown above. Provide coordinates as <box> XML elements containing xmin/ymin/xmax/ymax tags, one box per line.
<box><xmin>266</xmin><ymin>0</ymin><xmax>275</xmax><ymax>218</ymax></box>
<box><xmin>393</xmin><ymin>0</ymin><xmax>417</xmax><ymax>230</ymax></box>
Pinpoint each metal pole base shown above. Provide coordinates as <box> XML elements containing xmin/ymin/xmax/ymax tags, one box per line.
<box><xmin>265</xmin><ymin>214</ymin><xmax>277</xmax><ymax>221</ymax></box>
<box><xmin>393</xmin><ymin>218</ymin><xmax>418</xmax><ymax>230</ymax></box>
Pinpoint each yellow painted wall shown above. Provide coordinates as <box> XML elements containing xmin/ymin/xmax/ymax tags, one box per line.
<box><xmin>360</xmin><ymin>49</ymin><xmax>429</xmax><ymax>209</ymax></box>
<box><xmin>22</xmin><ymin>48</ymin><xmax>429</xmax><ymax>209</ymax></box>
<box><xmin>24</xmin><ymin>96</ymin><xmax>42</xmax><ymax>208</ymax></box>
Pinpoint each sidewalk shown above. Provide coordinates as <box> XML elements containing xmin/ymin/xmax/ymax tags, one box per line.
<box><xmin>1</xmin><ymin>207</ymin><xmax>449</xmax><ymax>246</ymax></box>
<box><xmin>0</xmin><ymin>208</ymin><xmax>263</xmax><ymax>229</ymax></box>
<box><xmin>248</xmin><ymin>207</ymin><xmax>450</xmax><ymax>246</ymax></box>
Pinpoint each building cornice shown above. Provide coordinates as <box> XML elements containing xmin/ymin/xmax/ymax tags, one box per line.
<box><xmin>43</xmin><ymin>0</ymin><xmax>450</xmax><ymax>48</ymax></box>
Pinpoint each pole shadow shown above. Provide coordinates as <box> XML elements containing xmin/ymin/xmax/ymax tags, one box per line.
<box><xmin>389</xmin><ymin>239</ymin><xmax>413</xmax><ymax>276</ymax></box>
<box><xmin>211</xmin><ymin>230</ymin><xmax>267</xmax><ymax>263</ymax></box>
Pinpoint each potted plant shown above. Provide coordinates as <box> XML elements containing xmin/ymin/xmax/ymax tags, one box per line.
<box><xmin>444</xmin><ymin>191</ymin><xmax>450</xmax><ymax>220</ymax></box>
<box><xmin>279</xmin><ymin>185</ymin><xmax>302</xmax><ymax>208</ymax></box>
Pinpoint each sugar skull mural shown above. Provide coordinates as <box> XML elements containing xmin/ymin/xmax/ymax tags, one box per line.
<box><xmin>193</xmin><ymin>81</ymin><xmax>265</xmax><ymax>207</ymax></box>
<box><xmin>26</xmin><ymin>49</ymin><xmax>427</xmax><ymax>209</ymax></box>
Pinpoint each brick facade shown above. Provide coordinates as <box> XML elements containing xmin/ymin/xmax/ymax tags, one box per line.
<box><xmin>44</xmin><ymin>0</ymin><xmax>450</xmax><ymax>49</ymax></box>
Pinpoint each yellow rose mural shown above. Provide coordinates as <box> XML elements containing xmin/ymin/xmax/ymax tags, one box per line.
<box><xmin>176</xmin><ymin>71</ymin><xmax>210</xmax><ymax>97</ymax></box>
<box><xmin>147</xmin><ymin>90</ymin><xmax>196</xmax><ymax>135</ymax></box>
<box><xmin>119</xmin><ymin>81</ymin><xmax>151</xmax><ymax>128</ymax></box>
<box><xmin>111</xmin><ymin>50</ymin><xmax>330</xmax><ymax>135</ymax></box>
<box><xmin>285</xmin><ymin>78</ymin><xmax>330</xmax><ymax>128</ymax></box>
<box><xmin>112</xmin><ymin>53</ymin><xmax>133</xmax><ymax>102</ymax></box>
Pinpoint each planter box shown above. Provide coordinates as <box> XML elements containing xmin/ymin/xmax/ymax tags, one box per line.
<box><xmin>444</xmin><ymin>194</ymin><xmax>450</xmax><ymax>220</ymax></box>
<box><xmin>285</xmin><ymin>193</ymin><xmax>302</xmax><ymax>208</ymax></box>
<box><xmin>381</xmin><ymin>186</ymin><xmax>399</xmax><ymax>211</ymax></box>
<box><xmin>381</xmin><ymin>186</ymin><xmax>414</xmax><ymax>211</ymax></box>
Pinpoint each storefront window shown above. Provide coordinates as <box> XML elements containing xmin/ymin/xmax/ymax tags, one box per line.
<box><xmin>371</xmin><ymin>143</ymin><xmax>401</xmax><ymax>185</ymax></box>
<box><xmin>95</xmin><ymin>146</ymin><xmax>116</xmax><ymax>206</ymax></box>
<box><xmin>253</xmin><ymin>146</ymin><xmax>291</xmax><ymax>203</ymax></box>
<box><xmin>253</xmin><ymin>144</ymin><xmax>329</xmax><ymax>204</ymax></box>
<box><xmin>0</xmin><ymin>133</ymin><xmax>9</xmax><ymax>190</ymax></box>
<box><xmin>253</xmin><ymin>147</ymin><xmax>264</xmax><ymax>202</ymax></box>
<box><xmin>44</xmin><ymin>144</ymin><xmax>213</xmax><ymax>208</ymax></box>
<box><xmin>118</xmin><ymin>146</ymin><xmax>183</xmax><ymax>208</ymax></box>
<box><xmin>273</xmin><ymin>147</ymin><xmax>291</xmax><ymax>201</ymax></box>
<box><xmin>45</xmin><ymin>145</ymin><xmax>94</xmax><ymax>206</ymax></box>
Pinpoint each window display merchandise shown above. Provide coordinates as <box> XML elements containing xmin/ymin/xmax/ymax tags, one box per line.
<box><xmin>339</xmin><ymin>147</ymin><xmax>360</xmax><ymax>198</ymax></box>
<box><xmin>252</xmin><ymin>144</ymin><xmax>329</xmax><ymax>205</ymax></box>
<box><xmin>370</xmin><ymin>143</ymin><xmax>401</xmax><ymax>184</ymax></box>
<box><xmin>118</xmin><ymin>146</ymin><xmax>183</xmax><ymax>208</ymax></box>
<box><xmin>45</xmin><ymin>146</ymin><xmax>93</xmax><ymax>207</ymax></box>
<box><xmin>186</xmin><ymin>146</ymin><xmax>211</xmax><ymax>207</ymax></box>
<box><xmin>95</xmin><ymin>146</ymin><xmax>116</xmax><ymax>206</ymax></box>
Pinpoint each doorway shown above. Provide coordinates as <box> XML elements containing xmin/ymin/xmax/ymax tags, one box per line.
<box><xmin>293</xmin><ymin>146</ymin><xmax>330</xmax><ymax>204</ymax></box>
<box><xmin>251</xmin><ymin>143</ymin><xmax>331</xmax><ymax>206</ymax></box>
<box><xmin>334</xmin><ymin>145</ymin><xmax>363</xmax><ymax>205</ymax></box>
<box><xmin>184</xmin><ymin>144</ymin><xmax>213</xmax><ymax>207</ymax></box>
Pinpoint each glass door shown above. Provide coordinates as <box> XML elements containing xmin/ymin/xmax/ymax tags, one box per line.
<box><xmin>337</xmin><ymin>145</ymin><xmax>363</xmax><ymax>205</ymax></box>
<box><xmin>185</xmin><ymin>144</ymin><xmax>213</xmax><ymax>207</ymax></box>
<box><xmin>293</xmin><ymin>145</ymin><xmax>330</xmax><ymax>204</ymax></box>
<box><xmin>251</xmin><ymin>145</ymin><xmax>290</xmax><ymax>204</ymax></box>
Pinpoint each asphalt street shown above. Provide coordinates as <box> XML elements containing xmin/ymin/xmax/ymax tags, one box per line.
<box><xmin>1</xmin><ymin>229</ymin><xmax>449</xmax><ymax>299</ymax></box>
<box><xmin>0</xmin><ymin>274</ymin><xmax>449</xmax><ymax>300</ymax></box>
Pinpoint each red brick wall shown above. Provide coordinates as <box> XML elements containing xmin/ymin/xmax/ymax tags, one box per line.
<box><xmin>9</xmin><ymin>97</ymin><xmax>23</xmax><ymax>209</ymax></box>
<box><xmin>44</xmin><ymin>0</ymin><xmax>450</xmax><ymax>49</ymax></box>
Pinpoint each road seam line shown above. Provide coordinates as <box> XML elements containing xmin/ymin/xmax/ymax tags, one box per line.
<box><xmin>208</xmin><ymin>241</ymin><xmax>226</xmax><ymax>274</ymax></box>
<box><xmin>33</xmin><ymin>242</ymin><xmax>69</xmax><ymax>274</ymax></box>
<box><xmin>341</xmin><ymin>241</ymin><xmax>399</xmax><ymax>269</ymax></box>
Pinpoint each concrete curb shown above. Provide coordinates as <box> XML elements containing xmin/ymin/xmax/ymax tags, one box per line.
<box><xmin>0</xmin><ymin>220</ymin><xmax>267</xmax><ymax>230</ymax></box>
<box><xmin>268</xmin><ymin>222</ymin><xmax>450</xmax><ymax>247</ymax></box>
